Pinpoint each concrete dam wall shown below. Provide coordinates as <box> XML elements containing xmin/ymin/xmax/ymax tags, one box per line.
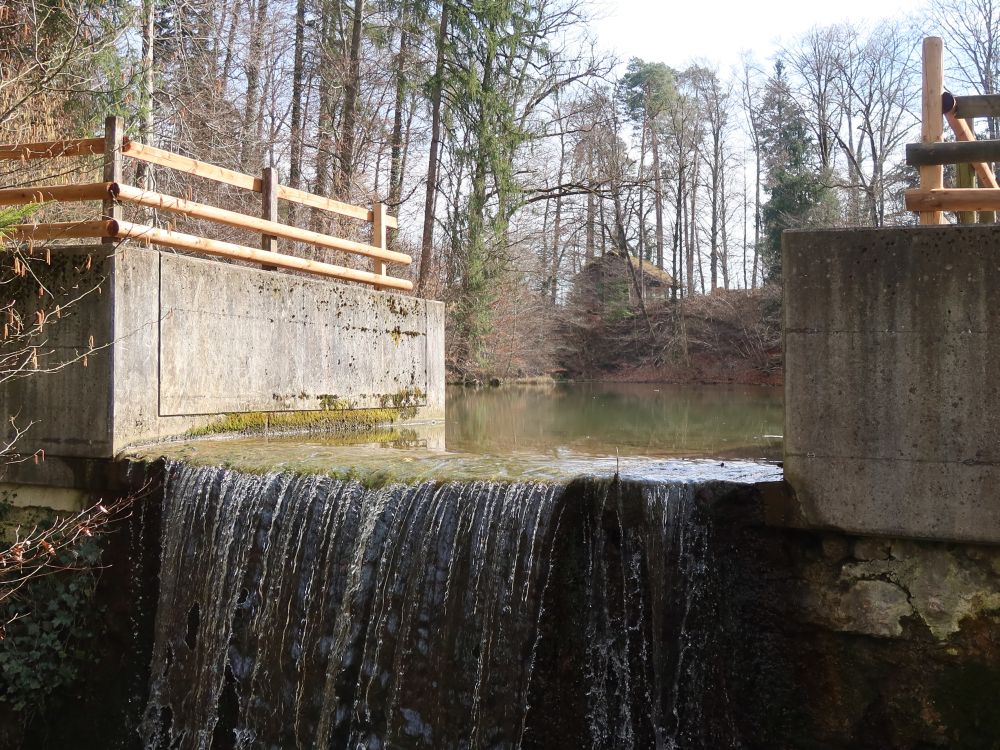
<box><xmin>0</xmin><ymin>244</ymin><xmax>444</xmax><ymax>488</ymax></box>
<box><xmin>783</xmin><ymin>225</ymin><xmax>1000</xmax><ymax>544</ymax></box>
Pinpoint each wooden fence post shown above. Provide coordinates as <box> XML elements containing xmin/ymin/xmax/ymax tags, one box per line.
<box><xmin>920</xmin><ymin>37</ymin><xmax>945</xmax><ymax>225</ymax></box>
<box><xmin>102</xmin><ymin>116</ymin><xmax>123</xmax><ymax>244</ymax></box>
<box><xmin>372</xmin><ymin>201</ymin><xmax>387</xmax><ymax>278</ymax></box>
<box><xmin>957</xmin><ymin>162</ymin><xmax>976</xmax><ymax>224</ymax></box>
<box><xmin>261</xmin><ymin>165</ymin><xmax>278</xmax><ymax>270</ymax></box>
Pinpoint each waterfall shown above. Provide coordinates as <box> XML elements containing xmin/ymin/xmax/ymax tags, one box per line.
<box><xmin>141</xmin><ymin>463</ymin><xmax>744</xmax><ymax>749</ymax></box>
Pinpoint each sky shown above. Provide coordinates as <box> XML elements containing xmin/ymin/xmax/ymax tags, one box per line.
<box><xmin>590</xmin><ymin>0</ymin><xmax>918</xmax><ymax>72</ymax></box>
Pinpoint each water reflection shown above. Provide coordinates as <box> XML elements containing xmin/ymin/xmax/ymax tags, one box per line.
<box><xmin>137</xmin><ymin>383</ymin><xmax>783</xmax><ymax>484</ymax></box>
<box><xmin>445</xmin><ymin>382</ymin><xmax>782</xmax><ymax>460</ymax></box>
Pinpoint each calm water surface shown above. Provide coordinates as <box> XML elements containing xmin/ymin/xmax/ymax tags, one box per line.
<box><xmin>142</xmin><ymin>383</ymin><xmax>783</xmax><ymax>484</ymax></box>
<box><xmin>446</xmin><ymin>382</ymin><xmax>782</xmax><ymax>460</ymax></box>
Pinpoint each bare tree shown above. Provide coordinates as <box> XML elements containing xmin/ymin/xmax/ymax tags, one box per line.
<box><xmin>933</xmin><ymin>0</ymin><xmax>1000</xmax><ymax>138</ymax></box>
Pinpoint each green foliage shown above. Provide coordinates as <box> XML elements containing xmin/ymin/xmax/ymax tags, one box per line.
<box><xmin>759</xmin><ymin>61</ymin><xmax>833</xmax><ymax>281</ymax></box>
<box><xmin>445</xmin><ymin>0</ymin><xmax>540</xmax><ymax>366</ymax></box>
<box><xmin>0</xmin><ymin>506</ymin><xmax>103</xmax><ymax>723</ymax></box>
<box><xmin>597</xmin><ymin>277</ymin><xmax>631</xmax><ymax>323</ymax></box>
<box><xmin>619</xmin><ymin>58</ymin><xmax>677</xmax><ymax>123</ymax></box>
<box><xmin>0</xmin><ymin>206</ymin><xmax>38</xmax><ymax>236</ymax></box>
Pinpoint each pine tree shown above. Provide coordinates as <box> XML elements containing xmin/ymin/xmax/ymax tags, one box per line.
<box><xmin>760</xmin><ymin>61</ymin><xmax>832</xmax><ymax>281</ymax></box>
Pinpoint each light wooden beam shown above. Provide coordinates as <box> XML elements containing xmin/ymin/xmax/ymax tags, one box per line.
<box><xmin>7</xmin><ymin>221</ymin><xmax>116</xmax><ymax>242</ymax></box>
<box><xmin>112</xmin><ymin>221</ymin><xmax>413</xmax><ymax>290</ymax></box>
<box><xmin>121</xmin><ymin>140</ymin><xmax>260</xmax><ymax>191</ymax></box>
<box><xmin>113</xmin><ymin>183</ymin><xmax>411</xmax><ymax>265</ymax></box>
<box><xmin>905</xmin><ymin>188</ymin><xmax>1000</xmax><ymax>212</ymax></box>
<box><xmin>122</xmin><ymin>139</ymin><xmax>397</xmax><ymax>228</ymax></box>
<box><xmin>944</xmin><ymin>109</ymin><xmax>1000</xmax><ymax>189</ymax></box>
<box><xmin>0</xmin><ymin>138</ymin><xmax>104</xmax><ymax>161</ymax></box>
<box><xmin>276</xmin><ymin>184</ymin><xmax>398</xmax><ymax>228</ymax></box>
<box><xmin>0</xmin><ymin>183</ymin><xmax>114</xmax><ymax>206</ymax></box>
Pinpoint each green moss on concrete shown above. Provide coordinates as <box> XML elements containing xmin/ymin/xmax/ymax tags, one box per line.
<box><xmin>378</xmin><ymin>386</ymin><xmax>424</xmax><ymax>409</ymax></box>
<box><xmin>185</xmin><ymin>404</ymin><xmax>418</xmax><ymax>438</ymax></box>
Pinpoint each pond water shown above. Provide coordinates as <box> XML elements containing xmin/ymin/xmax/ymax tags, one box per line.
<box><xmin>141</xmin><ymin>383</ymin><xmax>783</xmax><ymax>484</ymax></box>
<box><xmin>446</xmin><ymin>382</ymin><xmax>782</xmax><ymax>460</ymax></box>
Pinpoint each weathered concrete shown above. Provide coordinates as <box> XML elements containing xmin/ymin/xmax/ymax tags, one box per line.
<box><xmin>0</xmin><ymin>244</ymin><xmax>444</xmax><ymax>487</ymax></box>
<box><xmin>784</xmin><ymin>225</ymin><xmax>1000</xmax><ymax>544</ymax></box>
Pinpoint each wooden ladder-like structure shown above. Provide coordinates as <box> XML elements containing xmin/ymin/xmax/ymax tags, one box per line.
<box><xmin>905</xmin><ymin>37</ymin><xmax>1000</xmax><ymax>224</ymax></box>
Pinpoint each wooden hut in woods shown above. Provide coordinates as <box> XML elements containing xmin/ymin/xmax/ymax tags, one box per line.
<box><xmin>571</xmin><ymin>249</ymin><xmax>677</xmax><ymax>316</ymax></box>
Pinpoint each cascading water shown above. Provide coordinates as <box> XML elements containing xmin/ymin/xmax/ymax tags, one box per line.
<box><xmin>141</xmin><ymin>462</ymin><xmax>745</xmax><ymax>750</ymax></box>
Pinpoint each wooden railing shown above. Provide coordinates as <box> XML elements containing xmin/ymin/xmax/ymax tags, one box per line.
<box><xmin>905</xmin><ymin>37</ymin><xmax>1000</xmax><ymax>225</ymax></box>
<box><xmin>0</xmin><ymin>116</ymin><xmax>411</xmax><ymax>291</ymax></box>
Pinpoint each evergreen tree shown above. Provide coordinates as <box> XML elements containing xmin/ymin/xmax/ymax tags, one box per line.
<box><xmin>759</xmin><ymin>61</ymin><xmax>832</xmax><ymax>280</ymax></box>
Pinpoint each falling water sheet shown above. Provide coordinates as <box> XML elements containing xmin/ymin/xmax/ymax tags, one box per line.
<box><xmin>138</xmin><ymin>459</ymin><xmax>765</xmax><ymax>749</ymax></box>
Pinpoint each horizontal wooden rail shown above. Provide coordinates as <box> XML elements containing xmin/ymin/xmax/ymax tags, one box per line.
<box><xmin>276</xmin><ymin>183</ymin><xmax>398</xmax><ymax>228</ymax></box>
<box><xmin>0</xmin><ymin>138</ymin><xmax>105</xmax><ymax>161</ymax></box>
<box><xmin>113</xmin><ymin>183</ymin><xmax>410</xmax><ymax>265</ymax></box>
<box><xmin>122</xmin><ymin>140</ymin><xmax>259</xmax><ymax>191</ymax></box>
<box><xmin>113</xmin><ymin>221</ymin><xmax>412</xmax><ymax>290</ymax></box>
<box><xmin>951</xmin><ymin>94</ymin><xmax>1000</xmax><ymax>120</ymax></box>
<box><xmin>122</xmin><ymin>139</ymin><xmax>397</xmax><ymax>228</ymax></box>
<box><xmin>8</xmin><ymin>220</ymin><xmax>412</xmax><ymax>290</ymax></box>
<box><xmin>0</xmin><ymin>182</ymin><xmax>114</xmax><ymax>206</ymax></box>
<box><xmin>906</xmin><ymin>139</ymin><xmax>1000</xmax><ymax>166</ymax></box>
<box><xmin>905</xmin><ymin>188</ymin><xmax>1000</xmax><ymax>212</ymax></box>
<box><xmin>6</xmin><ymin>220</ymin><xmax>116</xmax><ymax>242</ymax></box>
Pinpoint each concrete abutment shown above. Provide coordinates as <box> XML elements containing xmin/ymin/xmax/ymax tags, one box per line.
<box><xmin>783</xmin><ymin>225</ymin><xmax>1000</xmax><ymax>544</ymax></box>
<box><xmin>0</xmin><ymin>244</ymin><xmax>444</xmax><ymax>493</ymax></box>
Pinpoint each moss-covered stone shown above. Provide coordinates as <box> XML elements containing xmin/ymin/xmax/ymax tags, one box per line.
<box><xmin>184</xmin><ymin>403</ymin><xmax>418</xmax><ymax>438</ymax></box>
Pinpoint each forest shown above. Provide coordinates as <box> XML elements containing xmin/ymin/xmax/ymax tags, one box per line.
<box><xmin>1</xmin><ymin>0</ymin><xmax>998</xmax><ymax>381</ymax></box>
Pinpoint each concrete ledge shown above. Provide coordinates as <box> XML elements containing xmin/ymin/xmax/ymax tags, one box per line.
<box><xmin>0</xmin><ymin>483</ymin><xmax>87</xmax><ymax>512</ymax></box>
<box><xmin>0</xmin><ymin>244</ymin><xmax>445</xmax><ymax>486</ymax></box>
<box><xmin>784</xmin><ymin>226</ymin><xmax>1000</xmax><ymax>544</ymax></box>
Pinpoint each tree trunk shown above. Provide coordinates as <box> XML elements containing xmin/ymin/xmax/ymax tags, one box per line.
<box><xmin>136</xmin><ymin>0</ymin><xmax>156</xmax><ymax>190</ymax></box>
<box><xmin>687</xmin><ymin>161</ymin><xmax>697</xmax><ymax>295</ymax></box>
<box><xmin>676</xmin><ymin>167</ymin><xmax>684</xmax><ymax>299</ymax></box>
<box><xmin>649</xmin><ymin>123</ymin><xmax>665</xmax><ymax>270</ymax></box>
<box><xmin>388</xmin><ymin>0</ymin><xmax>412</xmax><ymax>212</ymax></box>
<box><xmin>585</xmin><ymin>188</ymin><xmax>595</xmax><ymax>261</ymax></box>
<box><xmin>752</xmin><ymin>147</ymin><xmax>760</xmax><ymax>287</ymax></box>
<box><xmin>709</xmin><ymin>130</ymin><xmax>720</xmax><ymax>292</ymax></box>
<box><xmin>336</xmin><ymin>0</ymin><xmax>365</xmax><ymax>196</ymax></box>
<box><xmin>551</xmin><ymin>132</ymin><xmax>565</xmax><ymax>305</ymax></box>
<box><xmin>288</xmin><ymin>0</ymin><xmax>307</xmax><ymax>199</ymax></box>
<box><xmin>418</xmin><ymin>0</ymin><xmax>448</xmax><ymax>293</ymax></box>
<box><xmin>240</xmin><ymin>0</ymin><xmax>269</xmax><ymax>169</ymax></box>
<box><xmin>313</xmin><ymin>4</ymin><xmax>340</xmax><ymax>206</ymax></box>
<box><xmin>720</xmin><ymin>158</ymin><xmax>730</xmax><ymax>289</ymax></box>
